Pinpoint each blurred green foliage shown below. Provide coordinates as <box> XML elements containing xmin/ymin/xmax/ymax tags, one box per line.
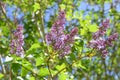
<box><xmin>0</xmin><ymin>0</ymin><xmax>120</xmax><ymax>80</ymax></box>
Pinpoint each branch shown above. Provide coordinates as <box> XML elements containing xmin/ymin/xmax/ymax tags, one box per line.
<box><xmin>0</xmin><ymin>54</ymin><xmax>6</xmax><ymax>75</ymax></box>
<box><xmin>53</xmin><ymin>66</ymin><xmax>66</xmax><ymax>79</ymax></box>
<box><xmin>47</xmin><ymin>57</ymin><xmax>53</xmax><ymax>79</ymax></box>
<box><xmin>9</xmin><ymin>65</ymin><xmax>12</xmax><ymax>80</ymax></box>
<box><xmin>34</xmin><ymin>13</ymin><xmax>43</xmax><ymax>41</ymax></box>
<box><xmin>79</xmin><ymin>69</ymin><xmax>89</xmax><ymax>80</ymax></box>
<box><xmin>37</xmin><ymin>2</ymin><xmax>53</xmax><ymax>79</ymax></box>
<box><xmin>38</xmin><ymin>1</ymin><xmax>46</xmax><ymax>43</ymax></box>
<box><xmin>20</xmin><ymin>64</ymin><xmax>42</xmax><ymax>78</ymax></box>
<box><xmin>53</xmin><ymin>53</ymin><xmax>97</xmax><ymax>78</ymax></box>
<box><xmin>0</xmin><ymin>2</ymin><xmax>13</xmax><ymax>32</ymax></box>
<box><xmin>102</xmin><ymin>57</ymin><xmax>107</xmax><ymax>79</ymax></box>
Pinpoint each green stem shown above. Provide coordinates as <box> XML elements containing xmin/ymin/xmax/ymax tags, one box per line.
<box><xmin>21</xmin><ymin>64</ymin><xmax>42</xmax><ymax>78</ymax></box>
<box><xmin>52</xmin><ymin>53</ymin><xmax>97</xmax><ymax>78</ymax></box>
<box><xmin>47</xmin><ymin>57</ymin><xmax>53</xmax><ymax>80</ymax></box>
<box><xmin>38</xmin><ymin>2</ymin><xmax>53</xmax><ymax>79</ymax></box>
<box><xmin>38</xmin><ymin>1</ymin><xmax>45</xmax><ymax>43</ymax></box>
<box><xmin>9</xmin><ymin>65</ymin><xmax>12</xmax><ymax>80</ymax></box>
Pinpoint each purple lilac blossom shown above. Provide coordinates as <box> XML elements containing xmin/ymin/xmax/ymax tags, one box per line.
<box><xmin>89</xmin><ymin>19</ymin><xmax>118</xmax><ymax>57</ymax></box>
<box><xmin>10</xmin><ymin>25</ymin><xmax>24</xmax><ymax>57</ymax></box>
<box><xmin>45</xmin><ymin>10</ymin><xmax>78</xmax><ymax>57</ymax></box>
<box><xmin>92</xmin><ymin>19</ymin><xmax>109</xmax><ymax>40</ymax></box>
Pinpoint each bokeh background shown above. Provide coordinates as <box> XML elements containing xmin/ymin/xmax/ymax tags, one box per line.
<box><xmin>0</xmin><ymin>0</ymin><xmax>120</xmax><ymax>80</ymax></box>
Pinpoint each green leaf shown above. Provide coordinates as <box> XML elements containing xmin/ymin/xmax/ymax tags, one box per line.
<box><xmin>33</xmin><ymin>3</ymin><xmax>40</xmax><ymax>12</ymax></box>
<box><xmin>0</xmin><ymin>73</ymin><xmax>4</xmax><ymax>79</ymax></box>
<box><xmin>96</xmin><ymin>68</ymin><xmax>102</xmax><ymax>74</ymax></box>
<box><xmin>55</xmin><ymin>63</ymin><xmax>66</xmax><ymax>71</ymax></box>
<box><xmin>80</xmin><ymin>28</ymin><xmax>87</xmax><ymax>35</ymax></box>
<box><xmin>60</xmin><ymin>4</ymin><xmax>65</xmax><ymax>10</ymax></box>
<box><xmin>12</xmin><ymin>63</ymin><xmax>21</xmax><ymax>73</ymax></box>
<box><xmin>1</xmin><ymin>25</ymin><xmax>9</xmax><ymax>36</ymax></box>
<box><xmin>73</xmin><ymin>11</ymin><xmax>80</xmax><ymax>19</ymax></box>
<box><xmin>26</xmin><ymin>43</ymin><xmax>40</xmax><ymax>55</ymax></box>
<box><xmin>35</xmin><ymin>57</ymin><xmax>44</xmax><ymax>66</ymax></box>
<box><xmin>58</xmin><ymin>72</ymin><xmax>68</xmax><ymax>80</ymax></box>
<box><xmin>106</xmin><ymin>28</ymin><xmax>111</xmax><ymax>36</ymax></box>
<box><xmin>21</xmin><ymin>60</ymin><xmax>32</xmax><ymax>77</ymax></box>
<box><xmin>66</xmin><ymin>9</ymin><xmax>72</xmax><ymax>20</ymax></box>
<box><xmin>28</xmin><ymin>43</ymin><xmax>40</xmax><ymax>51</ymax></box>
<box><xmin>21</xmin><ymin>67</ymin><xmax>28</xmax><ymax>77</ymax></box>
<box><xmin>39</xmin><ymin>68</ymin><xmax>49</xmax><ymax>77</ymax></box>
<box><xmin>88</xmin><ymin>24</ymin><xmax>98</xmax><ymax>32</ymax></box>
<box><xmin>30</xmin><ymin>77</ymin><xmax>35</xmax><ymax>80</ymax></box>
<box><xmin>78</xmin><ymin>63</ymin><xmax>86</xmax><ymax>69</ymax></box>
<box><xmin>74</xmin><ymin>61</ymin><xmax>86</xmax><ymax>70</ymax></box>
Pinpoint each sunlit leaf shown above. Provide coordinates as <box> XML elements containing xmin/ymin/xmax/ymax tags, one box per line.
<box><xmin>30</xmin><ymin>77</ymin><xmax>35</xmax><ymax>80</ymax></box>
<box><xmin>26</xmin><ymin>43</ymin><xmax>40</xmax><ymax>55</ymax></box>
<box><xmin>55</xmin><ymin>63</ymin><xmax>66</xmax><ymax>71</ymax></box>
<box><xmin>39</xmin><ymin>68</ymin><xmax>49</xmax><ymax>77</ymax></box>
<box><xmin>33</xmin><ymin>3</ymin><xmax>40</xmax><ymax>12</ymax></box>
<box><xmin>88</xmin><ymin>24</ymin><xmax>98</xmax><ymax>32</ymax></box>
<box><xmin>36</xmin><ymin>57</ymin><xmax>44</xmax><ymax>66</ymax></box>
<box><xmin>58</xmin><ymin>72</ymin><xmax>68</xmax><ymax>80</ymax></box>
<box><xmin>60</xmin><ymin>4</ymin><xmax>65</xmax><ymax>10</ymax></box>
<box><xmin>0</xmin><ymin>73</ymin><xmax>4</xmax><ymax>79</ymax></box>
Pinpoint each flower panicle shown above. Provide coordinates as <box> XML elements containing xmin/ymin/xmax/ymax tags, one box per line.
<box><xmin>89</xmin><ymin>19</ymin><xmax>118</xmax><ymax>57</ymax></box>
<box><xmin>10</xmin><ymin>25</ymin><xmax>24</xmax><ymax>57</ymax></box>
<box><xmin>45</xmin><ymin>10</ymin><xmax>78</xmax><ymax>58</ymax></box>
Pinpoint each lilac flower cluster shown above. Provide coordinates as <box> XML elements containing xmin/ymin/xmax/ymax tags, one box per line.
<box><xmin>10</xmin><ymin>25</ymin><xmax>24</xmax><ymax>57</ymax></box>
<box><xmin>89</xmin><ymin>19</ymin><xmax>118</xmax><ymax>57</ymax></box>
<box><xmin>45</xmin><ymin>11</ymin><xmax>78</xmax><ymax>57</ymax></box>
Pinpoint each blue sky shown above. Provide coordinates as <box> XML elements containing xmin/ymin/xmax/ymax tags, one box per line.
<box><xmin>6</xmin><ymin>0</ymin><xmax>120</xmax><ymax>23</ymax></box>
